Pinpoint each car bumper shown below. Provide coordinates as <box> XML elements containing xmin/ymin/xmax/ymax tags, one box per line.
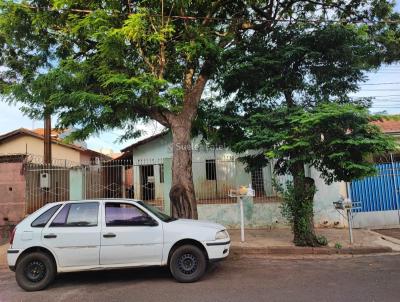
<box><xmin>204</xmin><ymin>240</ymin><xmax>230</xmax><ymax>260</ymax></box>
<box><xmin>7</xmin><ymin>249</ymin><xmax>20</xmax><ymax>269</ymax></box>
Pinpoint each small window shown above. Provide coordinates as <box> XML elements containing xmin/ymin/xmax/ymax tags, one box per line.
<box><xmin>105</xmin><ymin>203</ymin><xmax>153</xmax><ymax>226</ymax></box>
<box><xmin>50</xmin><ymin>203</ymin><xmax>99</xmax><ymax>227</ymax></box>
<box><xmin>31</xmin><ymin>205</ymin><xmax>62</xmax><ymax>228</ymax></box>
<box><xmin>206</xmin><ymin>159</ymin><xmax>217</xmax><ymax>180</ymax></box>
<box><xmin>159</xmin><ymin>164</ymin><xmax>164</xmax><ymax>183</ymax></box>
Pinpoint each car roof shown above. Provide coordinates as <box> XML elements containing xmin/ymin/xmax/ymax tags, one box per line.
<box><xmin>46</xmin><ymin>199</ymin><xmax>141</xmax><ymax>205</ymax></box>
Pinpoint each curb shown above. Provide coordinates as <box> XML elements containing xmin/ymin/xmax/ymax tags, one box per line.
<box><xmin>230</xmin><ymin>245</ymin><xmax>392</xmax><ymax>256</ymax></box>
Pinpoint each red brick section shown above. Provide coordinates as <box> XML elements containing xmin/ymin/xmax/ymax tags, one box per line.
<box><xmin>230</xmin><ymin>246</ymin><xmax>392</xmax><ymax>256</ymax></box>
<box><xmin>0</xmin><ymin>162</ymin><xmax>26</xmax><ymax>226</ymax></box>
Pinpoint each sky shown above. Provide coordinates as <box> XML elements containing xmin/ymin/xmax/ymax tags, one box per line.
<box><xmin>1</xmin><ymin>2</ymin><xmax>400</xmax><ymax>152</ymax></box>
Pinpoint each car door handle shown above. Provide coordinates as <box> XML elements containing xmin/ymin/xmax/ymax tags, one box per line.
<box><xmin>103</xmin><ymin>233</ymin><xmax>116</xmax><ymax>238</ymax></box>
<box><xmin>43</xmin><ymin>234</ymin><xmax>57</xmax><ymax>239</ymax></box>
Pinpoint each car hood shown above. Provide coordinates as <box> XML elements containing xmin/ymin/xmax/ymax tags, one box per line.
<box><xmin>169</xmin><ymin>218</ymin><xmax>225</xmax><ymax>231</ymax></box>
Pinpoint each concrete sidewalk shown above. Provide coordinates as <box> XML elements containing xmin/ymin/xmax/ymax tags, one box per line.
<box><xmin>229</xmin><ymin>227</ymin><xmax>400</xmax><ymax>256</ymax></box>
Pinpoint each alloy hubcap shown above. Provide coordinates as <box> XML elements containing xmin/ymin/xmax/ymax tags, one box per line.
<box><xmin>24</xmin><ymin>260</ymin><xmax>46</xmax><ymax>282</ymax></box>
<box><xmin>177</xmin><ymin>253</ymin><xmax>198</xmax><ymax>275</ymax></box>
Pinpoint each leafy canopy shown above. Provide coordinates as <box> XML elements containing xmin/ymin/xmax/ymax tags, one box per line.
<box><xmin>0</xmin><ymin>0</ymin><xmax>245</xmax><ymax>139</ymax></box>
<box><xmin>198</xmin><ymin>18</ymin><xmax>399</xmax><ymax>183</ymax></box>
<box><xmin>2</xmin><ymin>0</ymin><xmax>398</xmax><ymax>141</ymax></box>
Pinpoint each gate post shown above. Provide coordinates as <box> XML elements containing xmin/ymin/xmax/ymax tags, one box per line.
<box><xmin>121</xmin><ymin>164</ymin><xmax>126</xmax><ymax>198</ymax></box>
<box><xmin>390</xmin><ymin>153</ymin><xmax>400</xmax><ymax>224</ymax></box>
<box><xmin>163</xmin><ymin>158</ymin><xmax>172</xmax><ymax>215</ymax></box>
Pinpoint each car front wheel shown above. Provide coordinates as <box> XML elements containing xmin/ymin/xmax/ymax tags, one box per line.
<box><xmin>15</xmin><ymin>252</ymin><xmax>56</xmax><ymax>291</ymax></box>
<box><xmin>169</xmin><ymin>244</ymin><xmax>207</xmax><ymax>283</ymax></box>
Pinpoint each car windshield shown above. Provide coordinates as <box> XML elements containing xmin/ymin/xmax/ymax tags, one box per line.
<box><xmin>137</xmin><ymin>201</ymin><xmax>176</xmax><ymax>222</ymax></box>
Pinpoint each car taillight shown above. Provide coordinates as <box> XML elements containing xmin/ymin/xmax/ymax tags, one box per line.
<box><xmin>9</xmin><ymin>227</ymin><xmax>16</xmax><ymax>246</ymax></box>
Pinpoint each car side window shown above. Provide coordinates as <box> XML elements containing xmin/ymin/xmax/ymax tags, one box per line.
<box><xmin>31</xmin><ymin>204</ymin><xmax>62</xmax><ymax>227</ymax></box>
<box><xmin>105</xmin><ymin>203</ymin><xmax>154</xmax><ymax>226</ymax></box>
<box><xmin>50</xmin><ymin>204</ymin><xmax>70</xmax><ymax>227</ymax></box>
<box><xmin>50</xmin><ymin>203</ymin><xmax>99</xmax><ymax>227</ymax></box>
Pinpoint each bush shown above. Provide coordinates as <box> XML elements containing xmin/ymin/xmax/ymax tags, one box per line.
<box><xmin>275</xmin><ymin>179</ymin><xmax>325</xmax><ymax>246</ymax></box>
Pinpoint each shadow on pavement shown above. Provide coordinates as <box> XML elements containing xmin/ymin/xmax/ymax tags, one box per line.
<box><xmin>48</xmin><ymin>263</ymin><xmax>222</xmax><ymax>290</ymax></box>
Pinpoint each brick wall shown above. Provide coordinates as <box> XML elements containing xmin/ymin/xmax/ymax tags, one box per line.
<box><xmin>0</xmin><ymin>162</ymin><xmax>26</xmax><ymax>226</ymax></box>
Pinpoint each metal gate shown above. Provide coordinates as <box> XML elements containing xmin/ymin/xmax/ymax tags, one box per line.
<box><xmin>25</xmin><ymin>158</ymin><xmax>164</xmax><ymax>214</ymax></box>
<box><xmin>350</xmin><ymin>161</ymin><xmax>400</xmax><ymax>227</ymax></box>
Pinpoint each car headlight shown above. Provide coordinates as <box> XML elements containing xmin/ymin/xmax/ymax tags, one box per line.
<box><xmin>215</xmin><ymin>230</ymin><xmax>229</xmax><ymax>240</ymax></box>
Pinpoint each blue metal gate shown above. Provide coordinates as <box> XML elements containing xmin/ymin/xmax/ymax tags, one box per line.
<box><xmin>350</xmin><ymin>162</ymin><xmax>400</xmax><ymax>213</ymax></box>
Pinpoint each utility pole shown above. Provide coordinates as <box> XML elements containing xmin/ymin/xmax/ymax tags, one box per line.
<box><xmin>43</xmin><ymin>114</ymin><xmax>52</xmax><ymax>165</ymax></box>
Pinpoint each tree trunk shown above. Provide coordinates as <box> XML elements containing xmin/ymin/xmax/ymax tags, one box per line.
<box><xmin>169</xmin><ymin>118</ymin><xmax>198</xmax><ymax>219</ymax></box>
<box><xmin>290</xmin><ymin>161</ymin><xmax>320</xmax><ymax>246</ymax></box>
<box><xmin>160</xmin><ymin>65</ymin><xmax>209</xmax><ymax>219</ymax></box>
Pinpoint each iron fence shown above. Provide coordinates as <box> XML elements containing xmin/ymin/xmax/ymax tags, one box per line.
<box><xmin>24</xmin><ymin>158</ymin><xmax>164</xmax><ymax>214</ymax></box>
<box><xmin>24</xmin><ymin>155</ymin><xmax>289</xmax><ymax>214</ymax></box>
<box><xmin>192</xmin><ymin>159</ymin><xmax>288</xmax><ymax>204</ymax></box>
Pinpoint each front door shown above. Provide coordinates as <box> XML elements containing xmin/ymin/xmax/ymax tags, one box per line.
<box><xmin>141</xmin><ymin>165</ymin><xmax>155</xmax><ymax>200</ymax></box>
<box><xmin>100</xmin><ymin>202</ymin><xmax>163</xmax><ymax>266</ymax></box>
<box><xmin>42</xmin><ymin>202</ymin><xmax>101</xmax><ymax>267</ymax></box>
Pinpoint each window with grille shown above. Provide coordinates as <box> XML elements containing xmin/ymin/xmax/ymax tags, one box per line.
<box><xmin>206</xmin><ymin>159</ymin><xmax>217</xmax><ymax>180</ymax></box>
<box><xmin>251</xmin><ymin>167</ymin><xmax>265</xmax><ymax>197</ymax></box>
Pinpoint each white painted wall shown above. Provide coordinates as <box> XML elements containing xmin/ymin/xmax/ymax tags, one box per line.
<box><xmin>127</xmin><ymin>133</ymin><xmax>346</xmax><ymax>227</ymax></box>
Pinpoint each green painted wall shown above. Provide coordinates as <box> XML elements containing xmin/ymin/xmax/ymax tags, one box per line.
<box><xmin>197</xmin><ymin>199</ymin><xmax>287</xmax><ymax>228</ymax></box>
<box><xmin>69</xmin><ymin>169</ymin><xmax>83</xmax><ymax>200</ymax></box>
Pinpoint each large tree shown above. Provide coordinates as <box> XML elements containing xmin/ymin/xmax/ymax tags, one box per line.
<box><xmin>1</xmin><ymin>0</ymin><xmax>397</xmax><ymax>218</ymax></box>
<box><xmin>198</xmin><ymin>18</ymin><xmax>399</xmax><ymax>245</ymax></box>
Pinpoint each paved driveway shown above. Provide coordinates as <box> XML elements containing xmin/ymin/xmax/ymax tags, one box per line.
<box><xmin>1</xmin><ymin>255</ymin><xmax>399</xmax><ymax>302</ymax></box>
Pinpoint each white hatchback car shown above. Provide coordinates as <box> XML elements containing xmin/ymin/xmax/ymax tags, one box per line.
<box><xmin>7</xmin><ymin>199</ymin><xmax>230</xmax><ymax>291</ymax></box>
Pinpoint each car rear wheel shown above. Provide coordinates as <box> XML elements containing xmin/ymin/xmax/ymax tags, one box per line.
<box><xmin>169</xmin><ymin>245</ymin><xmax>207</xmax><ymax>283</ymax></box>
<box><xmin>16</xmin><ymin>252</ymin><xmax>56</xmax><ymax>291</ymax></box>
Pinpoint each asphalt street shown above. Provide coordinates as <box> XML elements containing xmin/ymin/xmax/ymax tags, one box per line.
<box><xmin>0</xmin><ymin>254</ymin><xmax>399</xmax><ymax>302</ymax></box>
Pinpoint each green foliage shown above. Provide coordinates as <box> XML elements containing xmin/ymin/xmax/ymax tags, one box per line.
<box><xmin>204</xmin><ymin>101</ymin><xmax>396</xmax><ymax>184</ymax></box>
<box><xmin>196</xmin><ymin>7</ymin><xmax>400</xmax><ymax>245</ymax></box>
<box><xmin>334</xmin><ymin>242</ymin><xmax>343</xmax><ymax>249</ymax></box>
<box><xmin>276</xmin><ymin>179</ymin><xmax>327</xmax><ymax>246</ymax></box>
<box><xmin>2</xmin><ymin>1</ymin><xmax>399</xmax><ymax>140</ymax></box>
<box><xmin>0</xmin><ymin>0</ymin><xmax>243</xmax><ymax>138</ymax></box>
<box><xmin>316</xmin><ymin>236</ymin><xmax>328</xmax><ymax>246</ymax></box>
<box><xmin>276</xmin><ymin>180</ymin><xmax>299</xmax><ymax>226</ymax></box>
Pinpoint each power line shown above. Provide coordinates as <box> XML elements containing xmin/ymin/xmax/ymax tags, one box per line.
<box><xmin>356</xmin><ymin>95</ymin><xmax>400</xmax><ymax>98</ymax></box>
<box><xmin>360</xmin><ymin>89</ymin><xmax>400</xmax><ymax>91</ymax></box>
<box><xmin>360</xmin><ymin>82</ymin><xmax>400</xmax><ymax>86</ymax></box>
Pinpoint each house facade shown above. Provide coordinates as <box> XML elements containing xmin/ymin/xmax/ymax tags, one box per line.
<box><xmin>0</xmin><ymin>128</ymin><xmax>110</xmax><ymax>232</ymax></box>
<box><xmin>0</xmin><ymin>128</ymin><xmax>107</xmax><ymax>165</ymax></box>
<box><xmin>121</xmin><ymin>132</ymin><xmax>347</xmax><ymax>228</ymax></box>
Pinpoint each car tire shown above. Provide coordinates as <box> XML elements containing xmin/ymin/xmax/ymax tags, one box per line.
<box><xmin>15</xmin><ymin>252</ymin><xmax>56</xmax><ymax>291</ymax></box>
<box><xmin>169</xmin><ymin>244</ymin><xmax>207</xmax><ymax>283</ymax></box>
